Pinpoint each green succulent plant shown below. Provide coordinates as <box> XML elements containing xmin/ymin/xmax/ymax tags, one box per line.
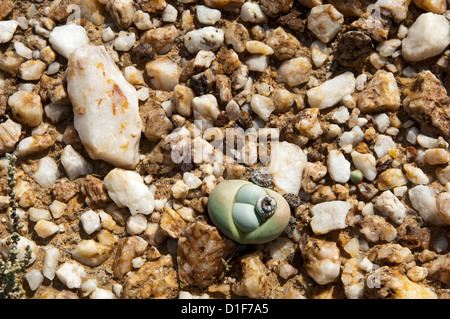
<box><xmin>0</xmin><ymin>154</ymin><xmax>32</xmax><ymax>299</ymax></box>
<box><xmin>208</xmin><ymin>180</ymin><xmax>291</xmax><ymax>244</ymax></box>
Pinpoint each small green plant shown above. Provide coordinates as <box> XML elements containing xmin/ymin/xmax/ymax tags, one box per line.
<box><xmin>0</xmin><ymin>153</ymin><xmax>32</xmax><ymax>299</ymax></box>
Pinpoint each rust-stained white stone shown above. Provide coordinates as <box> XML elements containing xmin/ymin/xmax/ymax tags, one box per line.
<box><xmin>67</xmin><ymin>45</ymin><xmax>142</xmax><ymax>169</ymax></box>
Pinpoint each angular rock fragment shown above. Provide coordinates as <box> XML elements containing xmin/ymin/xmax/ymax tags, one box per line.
<box><xmin>224</xmin><ymin>21</ymin><xmax>249</xmax><ymax>53</ymax></box>
<box><xmin>277</xmin><ymin>57</ymin><xmax>312</xmax><ymax>87</ymax></box>
<box><xmin>357</xmin><ymin>70</ymin><xmax>401</xmax><ymax>113</ymax></box>
<box><xmin>310</xmin><ymin>201</ymin><xmax>351</xmax><ymax>235</ymax></box>
<box><xmin>403</xmin><ymin>70</ymin><xmax>450</xmax><ymax>140</ymax></box>
<box><xmin>266</xmin><ymin>27</ymin><xmax>300</xmax><ymax>61</ymax></box>
<box><xmin>0</xmin><ymin>119</ymin><xmax>21</xmax><ymax>155</ymax></box>
<box><xmin>106</xmin><ymin>0</ymin><xmax>136</xmax><ymax>29</ymax></box>
<box><xmin>335</xmin><ymin>31</ymin><xmax>373</xmax><ymax>68</ymax></box>
<box><xmin>67</xmin><ymin>45</ymin><xmax>142</xmax><ymax>169</ymax></box>
<box><xmin>13</xmin><ymin>134</ymin><xmax>53</xmax><ymax>157</ymax></box>
<box><xmin>49</xmin><ymin>24</ymin><xmax>90</xmax><ymax>59</ymax></box>
<box><xmin>367</xmin><ymin>266</ymin><xmax>437</xmax><ymax>299</ymax></box>
<box><xmin>232</xmin><ymin>250</ymin><xmax>269</xmax><ymax>298</ymax></box>
<box><xmin>300</xmin><ymin>236</ymin><xmax>341</xmax><ymax>285</ymax></box>
<box><xmin>81</xmin><ymin>175</ymin><xmax>110</xmax><ymax>206</ymax></box>
<box><xmin>145</xmin><ymin>59</ymin><xmax>180</xmax><ymax>92</ymax></box>
<box><xmin>267</xmin><ymin>141</ymin><xmax>308</xmax><ymax>195</ymax></box>
<box><xmin>72</xmin><ymin>239</ymin><xmax>113</xmax><ymax>267</ymax></box>
<box><xmin>307</xmin><ymin>4</ymin><xmax>343</xmax><ymax>44</ymax></box>
<box><xmin>177</xmin><ymin>220</ymin><xmax>234</xmax><ymax>288</ymax></box>
<box><xmin>143</xmin><ymin>108</ymin><xmax>173</xmax><ymax>142</ymax></box>
<box><xmin>141</xmin><ymin>25</ymin><xmax>178</xmax><ymax>55</ymax></box>
<box><xmin>113</xmin><ymin>236</ymin><xmax>148</xmax><ymax>280</ymax></box>
<box><xmin>260</xmin><ymin>0</ymin><xmax>293</xmax><ymax>17</ymax></box>
<box><xmin>122</xmin><ymin>255</ymin><xmax>179</xmax><ymax>299</ymax></box>
<box><xmin>359</xmin><ymin>215</ymin><xmax>397</xmax><ymax>243</ymax></box>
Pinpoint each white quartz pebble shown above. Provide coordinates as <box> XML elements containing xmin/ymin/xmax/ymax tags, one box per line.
<box><xmin>250</xmin><ymin>94</ymin><xmax>275</xmax><ymax>121</ymax></box>
<box><xmin>0</xmin><ymin>20</ymin><xmax>19</xmax><ymax>43</ymax></box>
<box><xmin>34</xmin><ymin>220</ymin><xmax>60</xmax><ymax>238</ymax></box>
<box><xmin>49</xmin><ymin>24</ymin><xmax>90</xmax><ymax>59</ymax></box>
<box><xmin>61</xmin><ymin>145</ymin><xmax>93</xmax><ymax>181</ymax></box>
<box><xmin>310</xmin><ymin>201</ymin><xmax>351</xmax><ymax>235</ymax></box>
<box><xmin>29</xmin><ymin>207</ymin><xmax>52</xmax><ymax>222</ymax></box>
<box><xmin>409</xmin><ymin>185</ymin><xmax>444</xmax><ymax>225</ymax></box>
<box><xmin>183</xmin><ymin>172</ymin><xmax>202</xmax><ymax>189</ymax></box>
<box><xmin>196</xmin><ymin>5</ymin><xmax>221</xmax><ymax>25</ymax></box>
<box><xmin>192</xmin><ymin>94</ymin><xmax>220</xmax><ymax>124</ymax></box>
<box><xmin>14</xmin><ymin>42</ymin><xmax>33</xmax><ymax>59</ymax></box>
<box><xmin>91</xmin><ymin>288</ymin><xmax>116</xmax><ymax>299</ymax></box>
<box><xmin>267</xmin><ymin>141</ymin><xmax>308</xmax><ymax>195</ymax></box>
<box><xmin>402</xmin><ymin>12</ymin><xmax>450</xmax><ymax>62</ymax></box>
<box><xmin>278</xmin><ymin>57</ymin><xmax>312</xmax><ymax>87</ymax></box>
<box><xmin>184</xmin><ymin>27</ymin><xmax>224</xmax><ymax>54</ymax></box>
<box><xmin>80</xmin><ymin>210</ymin><xmax>101</xmax><ymax>235</ymax></box>
<box><xmin>374</xmin><ymin>190</ymin><xmax>407</xmax><ymax>224</ymax></box>
<box><xmin>351</xmin><ymin>151</ymin><xmax>377</xmax><ymax>181</ymax></box>
<box><xmin>67</xmin><ymin>45</ymin><xmax>142</xmax><ymax>169</ymax></box>
<box><xmin>81</xmin><ymin>279</ymin><xmax>98</xmax><ymax>297</ymax></box>
<box><xmin>307</xmin><ymin>72</ymin><xmax>356</xmax><ymax>109</ymax></box>
<box><xmin>49</xmin><ymin>200</ymin><xmax>67</xmax><ymax>219</ymax></box>
<box><xmin>101</xmin><ymin>27</ymin><xmax>115</xmax><ymax>42</ymax></box>
<box><xmin>327</xmin><ymin>150</ymin><xmax>351</xmax><ymax>183</ymax></box>
<box><xmin>56</xmin><ymin>262</ymin><xmax>86</xmax><ymax>289</ymax></box>
<box><xmin>374</xmin><ymin>134</ymin><xmax>396</xmax><ymax>158</ymax></box>
<box><xmin>162</xmin><ymin>4</ymin><xmax>178</xmax><ymax>22</ymax></box>
<box><xmin>34</xmin><ymin>156</ymin><xmax>60</xmax><ymax>188</ymax></box>
<box><xmin>145</xmin><ymin>59</ymin><xmax>181</xmax><ymax>92</ymax></box>
<box><xmin>44</xmin><ymin>103</ymin><xmax>69</xmax><ymax>123</ymax></box>
<box><xmin>113</xmin><ymin>31</ymin><xmax>135</xmax><ymax>51</ymax></box>
<box><xmin>240</xmin><ymin>2</ymin><xmax>267</xmax><ymax>23</ymax></box>
<box><xmin>126</xmin><ymin>214</ymin><xmax>147</xmax><ymax>235</ymax></box>
<box><xmin>25</xmin><ymin>269</ymin><xmax>44</xmax><ymax>291</ymax></box>
<box><xmin>104</xmin><ymin>168</ymin><xmax>155</xmax><ymax>215</ymax></box>
<box><xmin>245</xmin><ymin>54</ymin><xmax>269</xmax><ymax>72</ymax></box>
<box><xmin>310</xmin><ymin>41</ymin><xmax>329</xmax><ymax>68</ymax></box>
<box><xmin>42</xmin><ymin>246</ymin><xmax>61</xmax><ymax>280</ymax></box>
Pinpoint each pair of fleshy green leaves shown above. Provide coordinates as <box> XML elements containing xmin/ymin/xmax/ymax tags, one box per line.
<box><xmin>208</xmin><ymin>180</ymin><xmax>291</xmax><ymax>244</ymax></box>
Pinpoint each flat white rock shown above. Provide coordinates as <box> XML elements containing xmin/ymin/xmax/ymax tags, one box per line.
<box><xmin>267</xmin><ymin>141</ymin><xmax>307</xmax><ymax>195</ymax></box>
<box><xmin>307</xmin><ymin>72</ymin><xmax>356</xmax><ymax>109</ymax></box>
<box><xmin>67</xmin><ymin>45</ymin><xmax>142</xmax><ymax>169</ymax></box>
<box><xmin>310</xmin><ymin>201</ymin><xmax>350</xmax><ymax>235</ymax></box>
<box><xmin>104</xmin><ymin>168</ymin><xmax>155</xmax><ymax>216</ymax></box>
<box><xmin>49</xmin><ymin>24</ymin><xmax>90</xmax><ymax>59</ymax></box>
